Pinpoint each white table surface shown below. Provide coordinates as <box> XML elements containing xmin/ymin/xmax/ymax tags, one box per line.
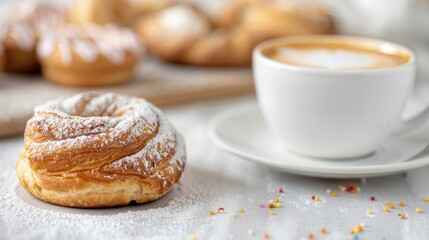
<box><xmin>1</xmin><ymin>96</ymin><xmax>429</xmax><ymax>240</ymax></box>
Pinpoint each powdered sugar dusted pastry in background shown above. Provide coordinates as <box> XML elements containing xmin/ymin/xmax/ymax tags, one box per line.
<box><xmin>137</xmin><ymin>5</ymin><xmax>257</xmax><ymax>66</ymax></box>
<box><xmin>37</xmin><ymin>24</ymin><xmax>142</xmax><ymax>86</ymax></box>
<box><xmin>1</xmin><ymin>2</ymin><xmax>64</xmax><ymax>73</ymax></box>
<box><xmin>67</xmin><ymin>0</ymin><xmax>135</xmax><ymax>26</ymax></box>
<box><xmin>136</xmin><ymin>1</ymin><xmax>335</xmax><ymax>66</ymax></box>
<box><xmin>17</xmin><ymin>92</ymin><xmax>186</xmax><ymax>208</ymax></box>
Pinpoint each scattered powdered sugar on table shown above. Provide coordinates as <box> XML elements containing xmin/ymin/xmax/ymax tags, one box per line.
<box><xmin>0</xmin><ymin>164</ymin><xmax>225</xmax><ymax>240</ymax></box>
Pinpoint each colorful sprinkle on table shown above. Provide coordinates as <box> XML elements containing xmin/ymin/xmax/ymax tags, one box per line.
<box><xmin>189</xmin><ymin>234</ymin><xmax>197</xmax><ymax>240</ymax></box>
<box><xmin>345</xmin><ymin>184</ymin><xmax>358</xmax><ymax>193</ymax></box>
<box><xmin>199</xmin><ymin>182</ymin><xmax>426</xmax><ymax>238</ymax></box>
<box><xmin>353</xmin><ymin>225</ymin><xmax>363</xmax><ymax>233</ymax></box>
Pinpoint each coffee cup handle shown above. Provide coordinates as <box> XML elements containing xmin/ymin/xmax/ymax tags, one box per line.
<box><xmin>395</xmin><ymin>104</ymin><xmax>429</xmax><ymax>136</ymax></box>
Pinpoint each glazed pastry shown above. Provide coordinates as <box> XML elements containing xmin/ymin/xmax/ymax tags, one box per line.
<box><xmin>37</xmin><ymin>24</ymin><xmax>142</xmax><ymax>86</ymax></box>
<box><xmin>1</xmin><ymin>3</ymin><xmax>64</xmax><ymax>73</ymax></box>
<box><xmin>16</xmin><ymin>92</ymin><xmax>186</xmax><ymax>208</ymax></box>
<box><xmin>67</xmin><ymin>0</ymin><xmax>135</xmax><ymax>26</ymax></box>
<box><xmin>136</xmin><ymin>1</ymin><xmax>335</xmax><ymax>66</ymax></box>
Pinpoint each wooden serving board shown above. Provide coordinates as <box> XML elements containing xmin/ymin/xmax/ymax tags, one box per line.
<box><xmin>0</xmin><ymin>58</ymin><xmax>254</xmax><ymax>137</ymax></box>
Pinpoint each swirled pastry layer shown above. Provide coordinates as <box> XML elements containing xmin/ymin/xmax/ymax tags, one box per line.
<box><xmin>17</xmin><ymin>92</ymin><xmax>186</xmax><ymax>208</ymax></box>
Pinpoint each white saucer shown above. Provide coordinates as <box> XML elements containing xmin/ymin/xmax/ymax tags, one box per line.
<box><xmin>209</xmin><ymin>104</ymin><xmax>429</xmax><ymax>178</ymax></box>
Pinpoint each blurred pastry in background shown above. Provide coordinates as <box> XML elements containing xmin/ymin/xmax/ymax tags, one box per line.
<box><xmin>128</xmin><ymin>0</ymin><xmax>176</xmax><ymax>16</ymax></box>
<box><xmin>1</xmin><ymin>2</ymin><xmax>64</xmax><ymax>73</ymax></box>
<box><xmin>37</xmin><ymin>24</ymin><xmax>142</xmax><ymax>87</ymax></box>
<box><xmin>67</xmin><ymin>0</ymin><xmax>135</xmax><ymax>26</ymax></box>
<box><xmin>0</xmin><ymin>44</ymin><xmax>4</xmax><ymax>72</ymax></box>
<box><xmin>136</xmin><ymin>0</ymin><xmax>335</xmax><ymax>66</ymax></box>
<box><xmin>137</xmin><ymin>5</ymin><xmax>257</xmax><ymax>67</ymax></box>
<box><xmin>1</xmin><ymin>23</ymin><xmax>40</xmax><ymax>73</ymax></box>
<box><xmin>221</xmin><ymin>0</ymin><xmax>335</xmax><ymax>39</ymax></box>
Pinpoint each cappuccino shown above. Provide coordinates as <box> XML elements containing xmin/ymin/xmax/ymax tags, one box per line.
<box><xmin>263</xmin><ymin>38</ymin><xmax>410</xmax><ymax>70</ymax></box>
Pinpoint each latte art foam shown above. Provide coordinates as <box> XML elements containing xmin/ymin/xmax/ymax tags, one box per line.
<box><xmin>276</xmin><ymin>48</ymin><xmax>401</xmax><ymax>70</ymax></box>
<box><xmin>264</xmin><ymin>39</ymin><xmax>410</xmax><ymax>70</ymax></box>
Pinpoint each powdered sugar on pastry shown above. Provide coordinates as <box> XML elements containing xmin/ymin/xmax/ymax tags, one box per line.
<box><xmin>18</xmin><ymin>92</ymin><xmax>186</xmax><ymax>207</ymax></box>
<box><xmin>0</xmin><ymin>23</ymin><xmax>36</xmax><ymax>51</ymax></box>
<box><xmin>37</xmin><ymin>24</ymin><xmax>142</xmax><ymax>65</ymax></box>
<box><xmin>0</xmin><ymin>2</ymin><xmax>64</xmax><ymax>51</ymax></box>
<box><xmin>158</xmin><ymin>5</ymin><xmax>210</xmax><ymax>36</ymax></box>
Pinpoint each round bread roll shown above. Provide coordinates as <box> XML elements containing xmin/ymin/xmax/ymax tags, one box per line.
<box><xmin>37</xmin><ymin>24</ymin><xmax>142</xmax><ymax>86</ymax></box>
<box><xmin>16</xmin><ymin>92</ymin><xmax>186</xmax><ymax>208</ymax></box>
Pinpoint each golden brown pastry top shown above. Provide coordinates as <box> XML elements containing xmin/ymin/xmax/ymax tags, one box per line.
<box><xmin>24</xmin><ymin>92</ymin><xmax>186</xmax><ymax>187</ymax></box>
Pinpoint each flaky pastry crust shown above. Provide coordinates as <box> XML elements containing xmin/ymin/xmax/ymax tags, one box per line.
<box><xmin>16</xmin><ymin>92</ymin><xmax>186</xmax><ymax>208</ymax></box>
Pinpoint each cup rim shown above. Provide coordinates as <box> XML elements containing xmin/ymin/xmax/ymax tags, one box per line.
<box><xmin>253</xmin><ymin>35</ymin><xmax>415</xmax><ymax>75</ymax></box>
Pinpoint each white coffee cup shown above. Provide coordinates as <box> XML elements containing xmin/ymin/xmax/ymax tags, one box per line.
<box><xmin>253</xmin><ymin>35</ymin><xmax>427</xmax><ymax>159</ymax></box>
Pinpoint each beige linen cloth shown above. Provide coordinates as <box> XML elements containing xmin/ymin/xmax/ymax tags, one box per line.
<box><xmin>0</xmin><ymin>59</ymin><xmax>253</xmax><ymax>137</ymax></box>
